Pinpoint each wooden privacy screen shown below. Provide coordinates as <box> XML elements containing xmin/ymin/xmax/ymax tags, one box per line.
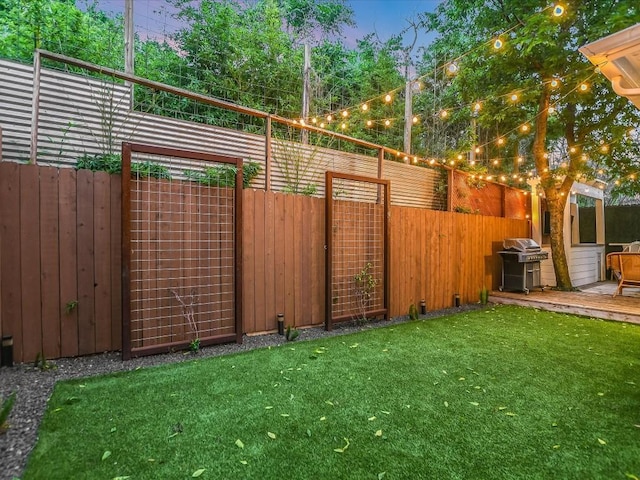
<box><xmin>121</xmin><ymin>143</ymin><xmax>243</xmax><ymax>359</ymax></box>
<box><xmin>325</xmin><ymin>172</ymin><xmax>390</xmax><ymax>330</ymax></box>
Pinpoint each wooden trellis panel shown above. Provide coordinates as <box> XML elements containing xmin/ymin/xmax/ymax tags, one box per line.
<box><xmin>121</xmin><ymin>143</ymin><xmax>243</xmax><ymax>359</ymax></box>
<box><xmin>325</xmin><ymin>172</ymin><xmax>390</xmax><ymax>330</ymax></box>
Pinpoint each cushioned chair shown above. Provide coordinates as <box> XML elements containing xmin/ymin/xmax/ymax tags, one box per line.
<box><xmin>606</xmin><ymin>251</ymin><xmax>640</xmax><ymax>297</ymax></box>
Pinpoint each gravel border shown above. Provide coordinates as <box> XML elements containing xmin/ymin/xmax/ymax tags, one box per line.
<box><xmin>0</xmin><ymin>305</ymin><xmax>483</xmax><ymax>480</ymax></box>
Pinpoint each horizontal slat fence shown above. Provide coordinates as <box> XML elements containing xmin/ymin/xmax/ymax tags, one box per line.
<box><xmin>0</xmin><ymin>162</ymin><xmax>529</xmax><ymax>362</ymax></box>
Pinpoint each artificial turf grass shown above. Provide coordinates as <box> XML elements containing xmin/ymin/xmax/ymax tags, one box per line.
<box><xmin>24</xmin><ymin>305</ymin><xmax>640</xmax><ymax>480</ymax></box>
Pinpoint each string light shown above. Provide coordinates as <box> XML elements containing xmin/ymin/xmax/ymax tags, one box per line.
<box><xmin>473</xmin><ymin>102</ymin><xmax>482</xmax><ymax>112</ymax></box>
<box><xmin>493</xmin><ymin>38</ymin><xmax>504</xmax><ymax>50</ymax></box>
<box><xmin>361</xmin><ymin>103</ymin><xmax>368</xmax><ymax>111</ymax></box>
<box><xmin>341</xmin><ymin>122</ymin><xmax>347</xmax><ymax>130</ymax></box>
<box><xmin>440</xmin><ymin>109</ymin><xmax>449</xmax><ymax>119</ymax></box>
<box><xmin>510</xmin><ymin>93</ymin><xmax>519</xmax><ymax>102</ymax></box>
<box><xmin>520</xmin><ymin>124</ymin><xmax>530</xmax><ymax>133</ymax></box>
<box><xmin>384</xmin><ymin>119</ymin><xmax>391</xmax><ymax>127</ymax></box>
<box><xmin>579</xmin><ymin>82</ymin><xmax>589</xmax><ymax>92</ymax></box>
<box><xmin>553</xmin><ymin>4</ymin><xmax>565</xmax><ymax>16</ymax></box>
<box><xmin>326</xmin><ymin>114</ymin><xmax>332</xmax><ymax>122</ymax></box>
<box><xmin>446</xmin><ymin>62</ymin><xmax>459</xmax><ymax>76</ymax></box>
<box><xmin>366</xmin><ymin>120</ymin><xmax>373</xmax><ymax>127</ymax></box>
<box><xmin>311</xmin><ymin>117</ymin><xmax>317</xmax><ymax>124</ymax></box>
<box><xmin>341</xmin><ymin>110</ymin><xmax>348</xmax><ymax>117</ymax></box>
<box><xmin>412</xmin><ymin>116</ymin><xmax>419</xmax><ymax>124</ymax></box>
<box><xmin>384</xmin><ymin>93</ymin><xmax>392</xmax><ymax>103</ymax></box>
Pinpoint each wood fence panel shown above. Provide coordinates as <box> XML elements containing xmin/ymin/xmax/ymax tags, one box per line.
<box><xmin>274</xmin><ymin>193</ymin><xmax>286</xmax><ymax>322</ymax></box>
<box><xmin>76</xmin><ymin>169</ymin><xmax>96</xmax><ymax>355</ymax></box>
<box><xmin>20</xmin><ymin>164</ymin><xmax>42</xmax><ymax>362</ymax></box>
<box><xmin>0</xmin><ymin>163</ymin><xmax>532</xmax><ymax>362</ymax></box>
<box><xmin>59</xmin><ymin>168</ymin><xmax>79</xmax><ymax>358</ymax></box>
<box><xmin>264</xmin><ymin>190</ymin><xmax>276</xmax><ymax>331</ymax></box>
<box><xmin>310</xmin><ymin>196</ymin><xmax>325</xmax><ymax>326</ymax></box>
<box><xmin>40</xmin><ymin>167</ymin><xmax>61</xmax><ymax>358</ymax></box>
<box><xmin>0</xmin><ymin>162</ymin><xmax>22</xmax><ymax>361</ymax></box>
<box><xmin>110</xmin><ymin>176</ymin><xmax>122</xmax><ymax>349</ymax></box>
<box><xmin>94</xmin><ymin>171</ymin><xmax>112</xmax><ymax>353</ymax></box>
<box><xmin>283</xmin><ymin>194</ymin><xmax>296</xmax><ymax>328</ymax></box>
<box><xmin>242</xmin><ymin>190</ymin><xmax>256</xmax><ymax>332</ymax></box>
<box><xmin>253</xmin><ymin>190</ymin><xmax>267</xmax><ymax>332</ymax></box>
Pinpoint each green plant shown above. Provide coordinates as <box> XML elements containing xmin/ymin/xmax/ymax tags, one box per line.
<box><xmin>408</xmin><ymin>303</ymin><xmax>419</xmax><ymax>321</ymax></box>
<box><xmin>353</xmin><ymin>262</ymin><xmax>378</xmax><ymax>323</ymax></box>
<box><xmin>184</xmin><ymin>161</ymin><xmax>261</xmax><ymax>188</ymax></box>
<box><xmin>0</xmin><ymin>392</ymin><xmax>16</xmax><ymax>434</ymax></box>
<box><xmin>76</xmin><ymin>153</ymin><xmax>171</xmax><ymax>180</ymax></box>
<box><xmin>273</xmin><ymin>129</ymin><xmax>328</xmax><ymax>195</ymax></box>
<box><xmin>479</xmin><ymin>287</ymin><xmax>489</xmax><ymax>305</ymax></box>
<box><xmin>188</xmin><ymin>338</ymin><xmax>201</xmax><ymax>354</ymax></box>
<box><xmin>170</xmin><ymin>288</ymin><xmax>200</xmax><ymax>354</ymax></box>
<box><xmin>34</xmin><ymin>352</ymin><xmax>56</xmax><ymax>371</ymax></box>
<box><xmin>285</xmin><ymin>325</ymin><xmax>300</xmax><ymax>342</ymax></box>
<box><xmin>64</xmin><ymin>300</ymin><xmax>78</xmax><ymax>314</ymax></box>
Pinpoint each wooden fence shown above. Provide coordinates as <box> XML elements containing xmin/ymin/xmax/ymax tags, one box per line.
<box><xmin>0</xmin><ymin>162</ymin><xmax>529</xmax><ymax>363</ymax></box>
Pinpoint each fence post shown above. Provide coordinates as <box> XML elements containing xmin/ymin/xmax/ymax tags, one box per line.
<box><xmin>265</xmin><ymin>115</ymin><xmax>272</xmax><ymax>191</ymax></box>
<box><xmin>30</xmin><ymin>50</ymin><xmax>42</xmax><ymax>165</ymax></box>
<box><xmin>447</xmin><ymin>168</ymin><xmax>454</xmax><ymax>212</ymax></box>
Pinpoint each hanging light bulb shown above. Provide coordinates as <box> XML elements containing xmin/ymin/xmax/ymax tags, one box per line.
<box><xmin>473</xmin><ymin>102</ymin><xmax>482</xmax><ymax>112</ymax></box>
<box><xmin>493</xmin><ymin>159</ymin><xmax>500</xmax><ymax>166</ymax></box>
<box><xmin>470</xmin><ymin>160</ymin><xmax>476</xmax><ymax>166</ymax></box>
<box><xmin>413</xmin><ymin>156</ymin><xmax>418</xmax><ymax>164</ymax></box>
<box><xmin>553</xmin><ymin>4</ymin><xmax>565</xmax><ymax>16</ymax></box>
<box><xmin>497</xmin><ymin>137</ymin><xmax>505</xmax><ymax>146</ymax></box>
<box><xmin>600</xmin><ymin>145</ymin><xmax>609</xmax><ymax>153</ymax></box>
<box><xmin>311</xmin><ymin>117</ymin><xmax>317</xmax><ymax>124</ymax></box>
<box><xmin>486</xmin><ymin>175</ymin><xmax>493</xmax><ymax>181</ymax></box>
<box><xmin>615</xmin><ymin>180</ymin><xmax>620</xmax><ymax>185</ymax></box>
<box><xmin>510</xmin><ymin>93</ymin><xmax>519</xmax><ymax>102</ymax></box>
<box><xmin>501</xmin><ymin>175</ymin><xmax>507</xmax><ymax>181</ymax></box>
<box><xmin>446</xmin><ymin>62</ymin><xmax>459</xmax><ymax>76</ymax></box>
<box><xmin>326</xmin><ymin>114</ymin><xmax>333</xmax><ymax>122</ymax></box>
<box><xmin>550</xmin><ymin>78</ymin><xmax>561</xmax><ymax>88</ymax></box>
<box><xmin>429</xmin><ymin>159</ymin><xmax>436</xmax><ymax>165</ymax></box>
<box><xmin>517</xmin><ymin>156</ymin><xmax>523</xmax><ymax>163</ymax></box>
<box><xmin>569</xmin><ymin>146</ymin><xmax>577</xmax><ymax>154</ymax></box>
<box><xmin>412</xmin><ymin>115</ymin><xmax>419</xmax><ymax>124</ymax></box>
<box><xmin>361</xmin><ymin>103</ymin><xmax>368</xmax><ymax>111</ymax></box>
<box><xmin>579</xmin><ymin>82</ymin><xmax>589</xmax><ymax>92</ymax></box>
<box><xmin>457</xmin><ymin>154</ymin><xmax>463</xmax><ymax>160</ymax></box>
<box><xmin>449</xmin><ymin>160</ymin><xmax>455</xmax><ymax>166</ymax></box>
<box><xmin>520</xmin><ymin>124</ymin><xmax>530</xmax><ymax>133</ymax></box>
<box><xmin>384</xmin><ymin>119</ymin><xmax>391</xmax><ymax>127</ymax></box>
<box><xmin>384</xmin><ymin>93</ymin><xmax>392</xmax><ymax>103</ymax></box>
<box><xmin>300</xmin><ymin>119</ymin><xmax>306</xmax><ymax>126</ymax></box>
<box><xmin>341</xmin><ymin>122</ymin><xmax>347</xmax><ymax>130</ymax></box>
<box><xmin>440</xmin><ymin>109</ymin><xmax>449</xmax><ymax>119</ymax></box>
<box><xmin>475</xmin><ymin>147</ymin><xmax>481</xmax><ymax>154</ymax></box>
<box><xmin>342</xmin><ymin>110</ymin><xmax>348</xmax><ymax>118</ymax></box>
<box><xmin>548</xmin><ymin>106</ymin><xmax>556</xmax><ymax>114</ymax></box>
<box><xmin>493</xmin><ymin>38</ymin><xmax>503</xmax><ymax>50</ymax></box>
<box><xmin>320</xmin><ymin>122</ymin><xmax>325</xmax><ymax>128</ymax></box>
<box><xmin>366</xmin><ymin>120</ymin><xmax>373</xmax><ymax>127</ymax></box>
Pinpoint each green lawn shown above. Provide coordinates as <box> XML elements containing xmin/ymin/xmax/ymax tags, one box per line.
<box><xmin>24</xmin><ymin>305</ymin><xmax>640</xmax><ymax>480</ymax></box>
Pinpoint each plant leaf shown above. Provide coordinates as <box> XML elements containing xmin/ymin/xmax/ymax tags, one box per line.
<box><xmin>240</xmin><ymin>460</ymin><xmax>248</xmax><ymax>465</ymax></box>
<box><xmin>101</xmin><ymin>451</ymin><xmax>111</xmax><ymax>461</ymax></box>
<box><xmin>375</xmin><ymin>429</ymin><xmax>383</xmax><ymax>437</ymax></box>
<box><xmin>469</xmin><ymin>402</ymin><xmax>479</xmax><ymax>406</ymax></box>
<box><xmin>378</xmin><ymin>473</ymin><xmax>386</xmax><ymax>480</ymax></box>
<box><xmin>192</xmin><ymin>468</ymin><xmax>206</xmax><ymax>477</ymax></box>
<box><xmin>267</xmin><ymin>432</ymin><xmax>276</xmax><ymax>439</ymax></box>
<box><xmin>111</xmin><ymin>477</ymin><xmax>130</xmax><ymax>480</ymax></box>
<box><xmin>368</xmin><ymin>416</ymin><xmax>377</xmax><ymax>421</ymax></box>
<box><xmin>235</xmin><ymin>439</ymin><xmax>244</xmax><ymax>449</ymax></box>
<box><xmin>598</xmin><ymin>438</ymin><xmax>607</xmax><ymax>445</ymax></box>
<box><xmin>444</xmin><ymin>401</ymin><xmax>449</xmax><ymax>408</ymax></box>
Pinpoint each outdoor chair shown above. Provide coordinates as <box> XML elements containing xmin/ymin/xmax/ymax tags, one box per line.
<box><xmin>623</xmin><ymin>241</ymin><xmax>640</xmax><ymax>253</ymax></box>
<box><xmin>606</xmin><ymin>251</ymin><xmax>640</xmax><ymax>297</ymax></box>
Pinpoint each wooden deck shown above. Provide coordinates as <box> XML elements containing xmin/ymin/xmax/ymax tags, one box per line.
<box><xmin>489</xmin><ymin>281</ymin><xmax>640</xmax><ymax>325</ymax></box>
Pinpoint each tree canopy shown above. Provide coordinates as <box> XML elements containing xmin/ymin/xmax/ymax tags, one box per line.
<box><xmin>418</xmin><ymin>0</ymin><xmax>640</xmax><ymax>287</ymax></box>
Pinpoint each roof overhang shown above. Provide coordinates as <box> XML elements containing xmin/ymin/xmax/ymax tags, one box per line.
<box><xmin>579</xmin><ymin>23</ymin><xmax>640</xmax><ymax>109</ymax></box>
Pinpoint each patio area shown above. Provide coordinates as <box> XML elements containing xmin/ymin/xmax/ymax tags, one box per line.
<box><xmin>490</xmin><ymin>281</ymin><xmax>640</xmax><ymax>325</ymax></box>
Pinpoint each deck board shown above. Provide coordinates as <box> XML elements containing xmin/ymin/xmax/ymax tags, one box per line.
<box><xmin>490</xmin><ymin>282</ymin><xmax>640</xmax><ymax>325</ymax></box>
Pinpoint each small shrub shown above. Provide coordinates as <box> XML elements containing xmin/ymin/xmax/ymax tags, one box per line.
<box><xmin>76</xmin><ymin>154</ymin><xmax>171</xmax><ymax>179</ymax></box>
<box><xmin>285</xmin><ymin>325</ymin><xmax>300</xmax><ymax>342</ymax></box>
<box><xmin>408</xmin><ymin>303</ymin><xmax>419</xmax><ymax>321</ymax></box>
<box><xmin>0</xmin><ymin>392</ymin><xmax>16</xmax><ymax>434</ymax></box>
<box><xmin>184</xmin><ymin>161</ymin><xmax>261</xmax><ymax>188</ymax></box>
<box><xmin>34</xmin><ymin>352</ymin><xmax>56</xmax><ymax>371</ymax></box>
<box><xmin>354</xmin><ymin>262</ymin><xmax>378</xmax><ymax>323</ymax></box>
<box><xmin>188</xmin><ymin>338</ymin><xmax>201</xmax><ymax>354</ymax></box>
<box><xmin>479</xmin><ymin>287</ymin><xmax>489</xmax><ymax>305</ymax></box>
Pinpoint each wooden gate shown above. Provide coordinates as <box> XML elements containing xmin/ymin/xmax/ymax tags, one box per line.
<box><xmin>121</xmin><ymin>143</ymin><xmax>243</xmax><ymax>359</ymax></box>
<box><xmin>325</xmin><ymin>172</ymin><xmax>390</xmax><ymax>330</ymax></box>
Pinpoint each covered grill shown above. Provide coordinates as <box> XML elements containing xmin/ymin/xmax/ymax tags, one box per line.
<box><xmin>498</xmin><ymin>238</ymin><xmax>548</xmax><ymax>294</ymax></box>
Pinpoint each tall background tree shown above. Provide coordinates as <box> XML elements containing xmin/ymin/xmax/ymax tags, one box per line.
<box><xmin>418</xmin><ymin>0</ymin><xmax>640</xmax><ymax>289</ymax></box>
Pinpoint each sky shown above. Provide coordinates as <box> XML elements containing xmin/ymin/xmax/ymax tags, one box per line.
<box><xmin>87</xmin><ymin>0</ymin><xmax>443</xmax><ymax>50</ymax></box>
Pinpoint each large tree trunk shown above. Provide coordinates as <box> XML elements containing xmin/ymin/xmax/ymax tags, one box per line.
<box><xmin>547</xmin><ymin>197</ymin><xmax>573</xmax><ymax>290</ymax></box>
<box><xmin>533</xmin><ymin>86</ymin><xmax>574</xmax><ymax>291</ymax></box>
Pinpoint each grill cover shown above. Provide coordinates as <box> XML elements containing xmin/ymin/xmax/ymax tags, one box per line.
<box><xmin>503</xmin><ymin>238</ymin><xmax>542</xmax><ymax>252</ymax></box>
